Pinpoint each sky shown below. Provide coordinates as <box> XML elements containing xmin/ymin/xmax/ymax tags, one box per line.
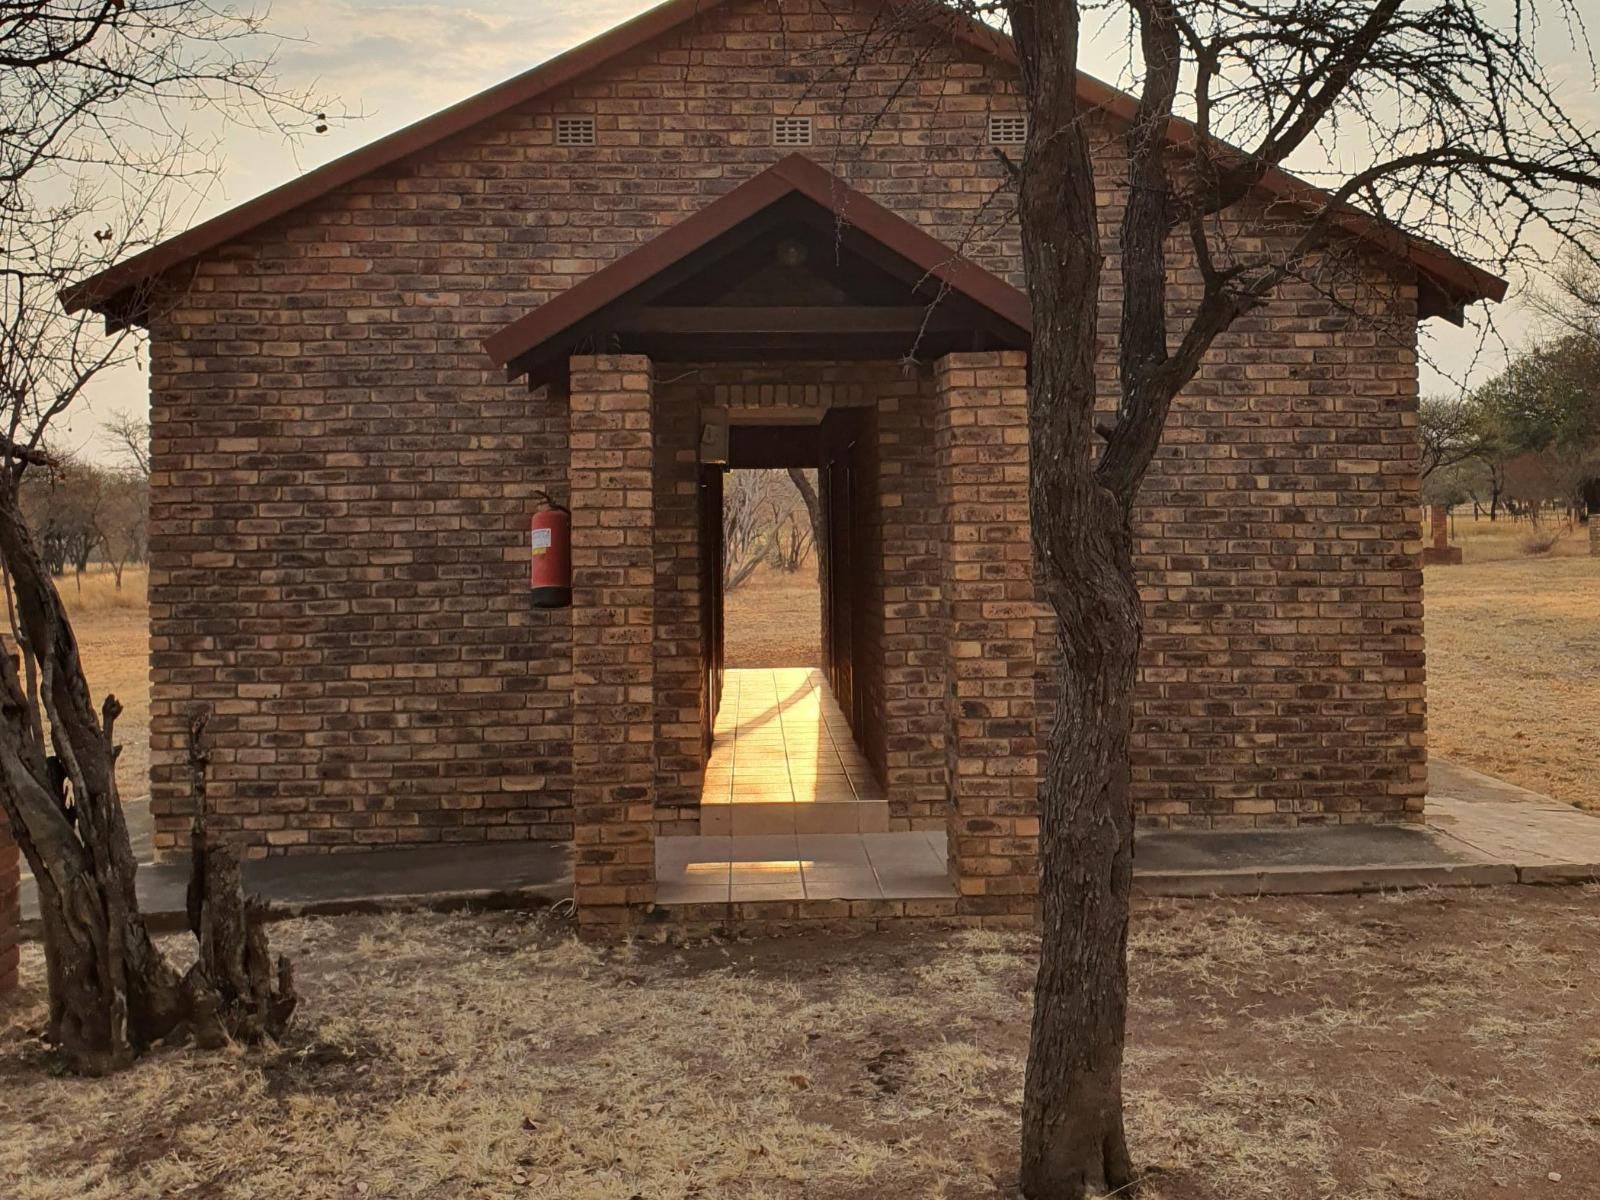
<box><xmin>63</xmin><ymin>0</ymin><xmax>1587</xmax><ymax>463</ymax></box>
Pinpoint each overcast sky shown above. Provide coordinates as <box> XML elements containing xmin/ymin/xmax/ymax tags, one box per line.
<box><xmin>66</xmin><ymin>0</ymin><xmax>1578</xmax><ymax>463</ymax></box>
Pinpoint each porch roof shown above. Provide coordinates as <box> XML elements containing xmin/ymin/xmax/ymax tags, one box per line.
<box><xmin>482</xmin><ymin>154</ymin><xmax>1034</xmax><ymax>389</ymax></box>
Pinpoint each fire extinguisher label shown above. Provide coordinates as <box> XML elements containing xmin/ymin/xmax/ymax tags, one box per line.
<box><xmin>531</xmin><ymin>527</ymin><xmax>553</xmax><ymax>553</ymax></box>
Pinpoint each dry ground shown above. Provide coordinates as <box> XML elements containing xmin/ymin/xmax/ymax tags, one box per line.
<box><xmin>3</xmin><ymin>886</ymin><xmax>1599</xmax><ymax>1199</ymax></box>
<box><xmin>1425</xmin><ymin>549</ymin><xmax>1600</xmax><ymax>812</ymax></box>
<box><xmin>725</xmin><ymin>563</ymin><xmax>821</xmax><ymax>668</ymax></box>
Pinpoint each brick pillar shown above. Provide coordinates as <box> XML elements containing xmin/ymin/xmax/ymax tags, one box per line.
<box><xmin>935</xmin><ymin>352</ymin><xmax>1041</xmax><ymax>919</ymax></box>
<box><xmin>0</xmin><ymin>812</ymin><xmax>18</xmax><ymax>1000</ymax></box>
<box><xmin>568</xmin><ymin>355</ymin><xmax>656</xmax><ymax>927</ymax></box>
<box><xmin>1422</xmin><ymin>503</ymin><xmax>1463</xmax><ymax>565</ymax></box>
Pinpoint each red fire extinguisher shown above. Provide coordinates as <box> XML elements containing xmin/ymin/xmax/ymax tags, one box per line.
<box><xmin>529</xmin><ymin>494</ymin><xmax>572</xmax><ymax>610</ymax></box>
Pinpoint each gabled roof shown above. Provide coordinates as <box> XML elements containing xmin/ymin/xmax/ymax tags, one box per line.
<box><xmin>61</xmin><ymin>0</ymin><xmax>1507</xmax><ymax>323</ymax></box>
<box><xmin>482</xmin><ymin>153</ymin><xmax>1032</xmax><ymax>384</ymax></box>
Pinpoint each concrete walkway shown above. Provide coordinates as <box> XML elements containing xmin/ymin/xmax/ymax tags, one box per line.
<box><xmin>17</xmin><ymin>758</ymin><xmax>1599</xmax><ymax>933</ymax></box>
<box><xmin>1135</xmin><ymin>759</ymin><xmax>1600</xmax><ymax>896</ymax></box>
<box><xmin>21</xmin><ymin>838</ymin><xmax>572</xmax><ymax>935</ymax></box>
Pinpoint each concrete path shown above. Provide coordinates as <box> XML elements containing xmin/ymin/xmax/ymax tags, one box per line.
<box><xmin>21</xmin><ymin>838</ymin><xmax>572</xmax><ymax>935</ymax></box>
<box><xmin>16</xmin><ymin>759</ymin><xmax>1599</xmax><ymax>932</ymax></box>
<box><xmin>1425</xmin><ymin>759</ymin><xmax>1600</xmax><ymax>884</ymax></box>
<box><xmin>1135</xmin><ymin>758</ymin><xmax>1600</xmax><ymax>896</ymax></box>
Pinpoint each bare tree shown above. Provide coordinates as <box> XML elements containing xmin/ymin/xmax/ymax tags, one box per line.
<box><xmin>95</xmin><ymin>469</ymin><xmax>149</xmax><ymax>588</ymax></box>
<box><xmin>104</xmin><ymin>411</ymin><xmax>152</xmax><ymax>478</ymax></box>
<box><xmin>0</xmin><ymin>1</ymin><xmax>328</xmax><ymax>1072</ymax></box>
<box><xmin>785</xmin><ymin>466</ymin><xmax>824</xmax><ymax>564</ymax></box>
<box><xmin>723</xmin><ymin>469</ymin><xmax>785</xmax><ymax>590</ymax></box>
<box><xmin>821</xmin><ymin>2</ymin><xmax>1600</xmax><ymax>1193</ymax></box>
<box><xmin>1420</xmin><ymin>395</ymin><xmax>1498</xmax><ymax>480</ymax></box>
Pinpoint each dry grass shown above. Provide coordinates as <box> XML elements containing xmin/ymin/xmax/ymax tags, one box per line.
<box><xmin>57</xmin><ymin>565</ymin><xmax>150</xmax><ymax>617</ymax></box>
<box><xmin>1430</xmin><ymin>513</ymin><xmax>1592</xmax><ymax>564</ymax></box>
<box><xmin>1425</xmin><ymin>553</ymin><xmax>1600</xmax><ymax>811</ymax></box>
<box><xmin>9</xmin><ymin>565</ymin><xmax>152</xmax><ymax>800</ymax></box>
<box><xmin>3</xmin><ymin>888</ymin><xmax>1598</xmax><ymax>1199</ymax></box>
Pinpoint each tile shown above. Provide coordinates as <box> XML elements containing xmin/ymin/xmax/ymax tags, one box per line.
<box><xmin>794</xmin><ymin>782</ymin><xmax>865</xmax><ymax>804</ymax></box>
<box><xmin>723</xmin><ymin>833</ymin><xmax>801</xmax><ymax>861</ymax></box>
<box><xmin>856</xmin><ymin>805</ymin><xmax>892</xmax><ymax>834</ymax></box>
<box><xmin>795</xmin><ymin>834</ymin><xmax>871</xmax><ymax>865</ymax></box>
<box><xmin>657</xmin><ymin>882</ymin><xmax>731</xmax><ymax>905</ymax></box>
<box><xmin>731</xmin><ymin>880</ymin><xmax>807</xmax><ymax>903</ymax></box>
<box><xmin>700</xmin><ymin>806</ymin><xmax>731</xmax><ymax>837</ymax></box>
<box><xmin>656</xmin><ymin>836</ymin><xmax>721</xmax><ymax>870</ymax></box>
<box><xmin>801</xmin><ymin>870</ymin><xmax>882</xmax><ymax>900</ymax></box>
<box><xmin>875</xmin><ymin>872</ymin><xmax>958</xmax><ymax>899</ymax></box>
<box><xmin>731</xmin><ymin>805</ymin><xmax>797</xmax><ymax>836</ymax></box>
<box><xmin>795</xmin><ymin>801</ymin><xmax>863</xmax><ymax>835</ymax></box>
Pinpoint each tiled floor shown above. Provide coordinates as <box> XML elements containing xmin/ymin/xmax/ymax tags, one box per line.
<box><xmin>656</xmin><ymin>831</ymin><xmax>954</xmax><ymax>904</ymax></box>
<box><xmin>701</xmin><ymin>667</ymin><xmax>890</xmax><ymax>836</ymax></box>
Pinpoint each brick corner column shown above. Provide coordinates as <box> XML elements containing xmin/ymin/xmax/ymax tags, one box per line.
<box><xmin>568</xmin><ymin>355</ymin><xmax>656</xmax><ymax>928</ymax></box>
<box><xmin>0</xmin><ymin>811</ymin><xmax>19</xmax><ymax>1000</ymax></box>
<box><xmin>934</xmin><ymin>351</ymin><xmax>1041</xmax><ymax>920</ymax></box>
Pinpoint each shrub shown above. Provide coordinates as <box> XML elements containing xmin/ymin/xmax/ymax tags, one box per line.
<box><xmin>1518</xmin><ymin>525</ymin><xmax>1568</xmax><ymax>555</ymax></box>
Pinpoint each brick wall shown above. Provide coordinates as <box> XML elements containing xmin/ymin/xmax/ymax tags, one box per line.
<box><xmin>141</xmin><ymin>0</ymin><xmax>1427</xmax><ymax>851</ymax></box>
<box><xmin>0</xmin><ymin>813</ymin><xmax>18</xmax><ymax>999</ymax></box>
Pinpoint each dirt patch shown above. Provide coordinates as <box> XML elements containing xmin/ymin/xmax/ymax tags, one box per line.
<box><xmin>725</xmin><ymin>564</ymin><xmax>820</xmax><ymax>668</ymax></box>
<box><xmin>4</xmin><ymin>889</ymin><xmax>1598</xmax><ymax>1199</ymax></box>
<box><xmin>1425</xmin><ymin>554</ymin><xmax>1600</xmax><ymax>811</ymax></box>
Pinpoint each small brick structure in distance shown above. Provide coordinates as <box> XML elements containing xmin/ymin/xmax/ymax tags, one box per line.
<box><xmin>1422</xmin><ymin>504</ymin><xmax>1463</xmax><ymax>566</ymax></box>
<box><xmin>0</xmin><ymin>814</ymin><xmax>19</xmax><ymax>1001</ymax></box>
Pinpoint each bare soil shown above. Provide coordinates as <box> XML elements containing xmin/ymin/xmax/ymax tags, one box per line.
<box><xmin>3</xmin><ymin>886</ymin><xmax>1599</xmax><ymax>1198</ymax></box>
<box><xmin>725</xmin><ymin>563</ymin><xmax>821</xmax><ymax>668</ymax></box>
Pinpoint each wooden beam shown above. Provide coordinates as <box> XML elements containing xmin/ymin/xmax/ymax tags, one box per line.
<box><xmin>620</xmin><ymin>305</ymin><xmax>972</xmax><ymax>336</ymax></box>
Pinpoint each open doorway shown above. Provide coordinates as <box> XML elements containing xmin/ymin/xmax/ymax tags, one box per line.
<box><xmin>697</xmin><ymin>413</ymin><xmax>888</xmax><ymax>836</ymax></box>
<box><xmin>722</xmin><ymin>467</ymin><xmax>822</xmax><ymax>668</ymax></box>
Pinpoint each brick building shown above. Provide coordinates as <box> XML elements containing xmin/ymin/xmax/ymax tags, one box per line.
<box><xmin>64</xmin><ymin>0</ymin><xmax>1505</xmax><ymax>926</ymax></box>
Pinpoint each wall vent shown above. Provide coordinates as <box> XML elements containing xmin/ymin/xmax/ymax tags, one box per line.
<box><xmin>556</xmin><ymin>116</ymin><xmax>597</xmax><ymax>147</ymax></box>
<box><xmin>773</xmin><ymin>116</ymin><xmax>814</xmax><ymax>146</ymax></box>
<box><xmin>988</xmin><ymin>114</ymin><xmax>1028</xmax><ymax>146</ymax></box>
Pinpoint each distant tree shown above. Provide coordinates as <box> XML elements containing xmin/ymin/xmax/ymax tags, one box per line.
<box><xmin>1419</xmin><ymin>396</ymin><xmax>1497</xmax><ymax>481</ymax></box>
<box><xmin>18</xmin><ymin>453</ymin><xmax>106</xmax><ymax>579</ymax></box>
<box><xmin>1478</xmin><ymin>336</ymin><xmax>1600</xmax><ymax>519</ymax></box>
<box><xmin>104</xmin><ymin>412</ymin><xmax>152</xmax><ymax>478</ymax></box>
<box><xmin>785</xmin><ymin>467</ymin><xmax>823</xmax><ymax>565</ymax></box>
<box><xmin>722</xmin><ymin>470</ymin><xmax>781</xmax><ymax>591</ymax></box>
<box><xmin>95</xmin><ymin>470</ymin><xmax>149</xmax><ymax>588</ymax></box>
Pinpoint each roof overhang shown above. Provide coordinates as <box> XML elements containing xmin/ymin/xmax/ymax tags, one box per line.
<box><xmin>483</xmin><ymin>154</ymin><xmax>1033</xmax><ymax>388</ymax></box>
<box><xmin>61</xmin><ymin>0</ymin><xmax>1507</xmax><ymax>327</ymax></box>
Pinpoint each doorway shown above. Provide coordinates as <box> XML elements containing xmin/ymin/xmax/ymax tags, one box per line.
<box><xmin>697</xmin><ymin>410</ymin><xmax>887</xmax><ymax>836</ymax></box>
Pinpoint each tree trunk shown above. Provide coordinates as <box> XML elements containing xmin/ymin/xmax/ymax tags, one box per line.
<box><xmin>786</xmin><ymin>466</ymin><xmax>824</xmax><ymax>563</ymax></box>
<box><xmin>0</xmin><ymin>476</ymin><xmax>185</xmax><ymax>1072</ymax></box>
<box><xmin>1021</xmin><ymin>510</ymin><xmax>1141</xmax><ymax>1197</ymax></box>
<box><xmin>1007</xmin><ymin>1</ymin><xmax>1139</xmax><ymax>1192</ymax></box>
<box><xmin>0</xmin><ymin>473</ymin><xmax>294</xmax><ymax>1071</ymax></box>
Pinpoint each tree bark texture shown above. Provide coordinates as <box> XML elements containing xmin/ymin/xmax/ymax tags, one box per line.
<box><xmin>0</xmin><ymin>473</ymin><xmax>294</xmax><ymax>1071</ymax></box>
<box><xmin>1008</xmin><ymin>1</ymin><xmax>1143</xmax><ymax>1194</ymax></box>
